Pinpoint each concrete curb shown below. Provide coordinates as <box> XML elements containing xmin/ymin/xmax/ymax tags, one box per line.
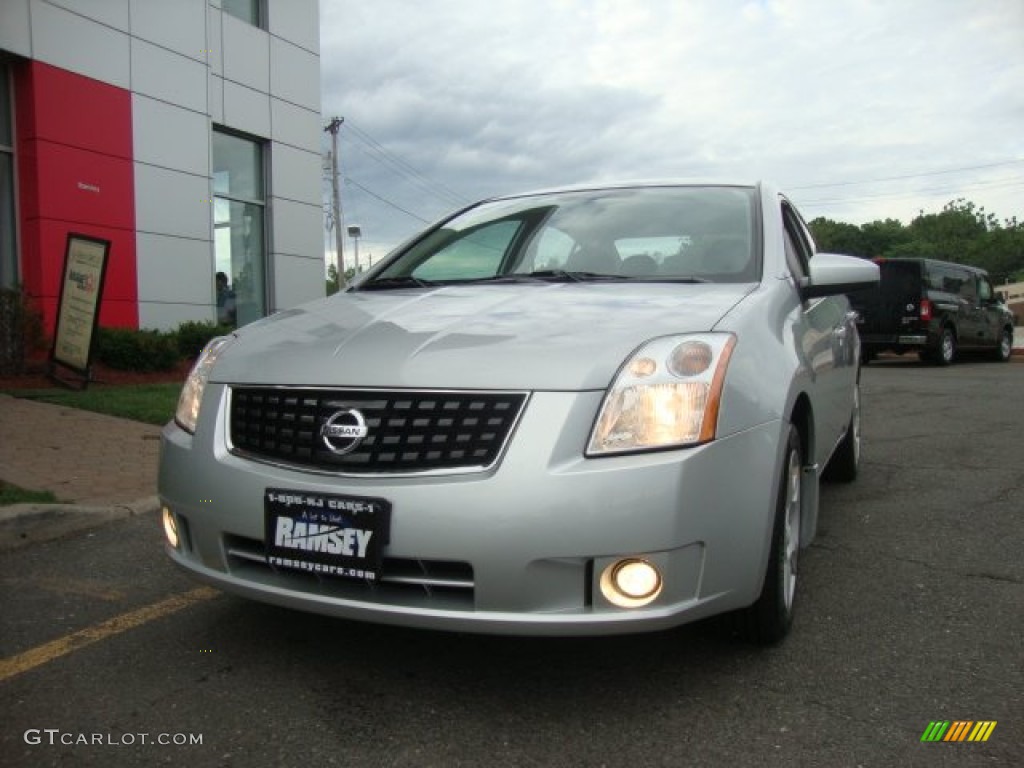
<box><xmin>0</xmin><ymin>495</ymin><xmax>160</xmax><ymax>552</ymax></box>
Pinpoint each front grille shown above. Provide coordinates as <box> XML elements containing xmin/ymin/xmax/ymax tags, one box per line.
<box><xmin>229</xmin><ymin>387</ymin><xmax>528</xmax><ymax>475</ymax></box>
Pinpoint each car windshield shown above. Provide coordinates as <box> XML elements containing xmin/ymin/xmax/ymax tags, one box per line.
<box><xmin>361</xmin><ymin>186</ymin><xmax>760</xmax><ymax>288</ymax></box>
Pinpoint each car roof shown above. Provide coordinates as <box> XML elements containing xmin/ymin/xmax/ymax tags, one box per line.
<box><xmin>875</xmin><ymin>257</ymin><xmax>989</xmax><ymax>276</ymax></box>
<box><xmin>486</xmin><ymin>179</ymin><xmax>763</xmax><ymax>202</ymax></box>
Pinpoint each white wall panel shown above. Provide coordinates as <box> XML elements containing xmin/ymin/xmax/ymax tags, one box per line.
<box><xmin>207</xmin><ymin>5</ymin><xmax>223</xmax><ymax>76</ymax></box>
<box><xmin>139</xmin><ymin>301</ymin><xmax>215</xmax><ymax>331</ymax></box>
<box><xmin>131</xmin><ymin>39</ymin><xmax>207</xmax><ymax>113</ymax></box>
<box><xmin>270</xmin><ymin>143</ymin><xmax>321</xmax><ymax>206</ymax></box>
<box><xmin>267</xmin><ymin>0</ymin><xmax>319</xmax><ymax>53</ymax></box>
<box><xmin>0</xmin><ymin>0</ymin><xmax>33</xmax><ymax>56</ymax></box>
<box><xmin>269</xmin><ymin>37</ymin><xmax>319</xmax><ymax>111</ymax></box>
<box><xmin>136</xmin><ymin>232</ymin><xmax>213</xmax><ymax>304</ymax></box>
<box><xmin>223</xmin><ymin>81</ymin><xmax>271</xmax><ymax>138</ymax></box>
<box><xmin>134</xmin><ymin>164</ymin><xmax>211</xmax><ymax>241</ymax></box>
<box><xmin>271</xmin><ymin>98</ymin><xmax>321</xmax><ymax>153</ymax></box>
<box><xmin>271</xmin><ymin>197</ymin><xmax>323</xmax><ymax>259</ymax></box>
<box><xmin>133</xmin><ymin>95</ymin><xmax>209</xmax><ymax>176</ymax></box>
<box><xmin>47</xmin><ymin>0</ymin><xmax>129</xmax><ymax>30</ymax></box>
<box><xmin>222</xmin><ymin>12</ymin><xmax>269</xmax><ymax>92</ymax></box>
<box><xmin>208</xmin><ymin>73</ymin><xmax>225</xmax><ymax>123</ymax></box>
<box><xmin>129</xmin><ymin>0</ymin><xmax>206</xmax><ymax>61</ymax></box>
<box><xmin>271</xmin><ymin>252</ymin><xmax>325</xmax><ymax>311</ymax></box>
<box><xmin>30</xmin><ymin>0</ymin><xmax>130</xmax><ymax>88</ymax></box>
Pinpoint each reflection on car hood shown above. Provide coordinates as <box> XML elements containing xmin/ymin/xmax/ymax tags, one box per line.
<box><xmin>214</xmin><ymin>283</ymin><xmax>754</xmax><ymax>390</ymax></box>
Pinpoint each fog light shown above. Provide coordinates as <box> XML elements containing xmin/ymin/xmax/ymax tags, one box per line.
<box><xmin>162</xmin><ymin>507</ymin><xmax>180</xmax><ymax>549</ymax></box>
<box><xmin>599</xmin><ymin>558</ymin><xmax>663</xmax><ymax>608</ymax></box>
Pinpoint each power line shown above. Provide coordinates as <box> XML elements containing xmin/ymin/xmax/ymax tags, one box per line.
<box><xmin>798</xmin><ymin>176</ymin><xmax>1024</xmax><ymax>208</ymax></box>
<box><xmin>341</xmin><ymin>119</ymin><xmax>469</xmax><ymax>208</ymax></box>
<box><xmin>791</xmin><ymin>158</ymin><xmax>1024</xmax><ymax>191</ymax></box>
<box><xmin>345</xmin><ymin>119</ymin><xmax>468</xmax><ymax>205</ymax></box>
<box><xmin>343</xmin><ymin>176</ymin><xmax>432</xmax><ymax>224</ymax></box>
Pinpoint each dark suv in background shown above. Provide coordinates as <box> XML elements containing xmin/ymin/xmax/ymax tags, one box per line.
<box><xmin>851</xmin><ymin>258</ymin><xmax>1014</xmax><ymax>365</ymax></box>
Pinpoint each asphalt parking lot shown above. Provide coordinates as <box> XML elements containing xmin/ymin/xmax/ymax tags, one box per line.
<box><xmin>1</xmin><ymin>358</ymin><xmax>1021</xmax><ymax>767</ymax></box>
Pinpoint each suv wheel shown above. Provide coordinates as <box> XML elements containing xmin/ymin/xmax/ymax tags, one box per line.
<box><xmin>737</xmin><ymin>425</ymin><xmax>802</xmax><ymax>644</ymax></box>
<box><xmin>994</xmin><ymin>327</ymin><xmax>1013</xmax><ymax>362</ymax></box>
<box><xmin>934</xmin><ymin>327</ymin><xmax>956</xmax><ymax>366</ymax></box>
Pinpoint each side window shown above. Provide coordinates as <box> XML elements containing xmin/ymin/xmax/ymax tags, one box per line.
<box><xmin>781</xmin><ymin>201</ymin><xmax>812</xmax><ymax>281</ymax></box>
<box><xmin>412</xmin><ymin>219</ymin><xmax>521</xmax><ymax>281</ymax></box>
<box><xmin>957</xmin><ymin>269</ymin><xmax>977</xmax><ymax>302</ymax></box>
<box><xmin>978</xmin><ymin>276</ymin><xmax>993</xmax><ymax>303</ymax></box>
<box><xmin>936</xmin><ymin>266</ymin><xmax>961</xmax><ymax>294</ymax></box>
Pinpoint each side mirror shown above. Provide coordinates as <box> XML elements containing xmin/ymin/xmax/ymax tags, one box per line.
<box><xmin>800</xmin><ymin>253</ymin><xmax>880</xmax><ymax>300</ymax></box>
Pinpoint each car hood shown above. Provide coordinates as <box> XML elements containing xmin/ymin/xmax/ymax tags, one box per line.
<box><xmin>213</xmin><ymin>283</ymin><xmax>753</xmax><ymax>391</ymax></box>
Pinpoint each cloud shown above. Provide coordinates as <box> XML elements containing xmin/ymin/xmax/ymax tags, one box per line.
<box><xmin>320</xmin><ymin>0</ymin><xmax>1024</xmax><ymax>256</ymax></box>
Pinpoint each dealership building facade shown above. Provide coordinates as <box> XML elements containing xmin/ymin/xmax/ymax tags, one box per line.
<box><xmin>0</xmin><ymin>0</ymin><xmax>325</xmax><ymax>334</ymax></box>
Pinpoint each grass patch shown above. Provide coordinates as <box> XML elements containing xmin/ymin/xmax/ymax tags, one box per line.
<box><xmin>5</xmin><ymin>383</ymin><xmax>183</xmax><ymax>426</ymax></box>
<box><xmin>0</xmin><ymin>480</ymin><xmax>60</xmax><ymax>506</ymax></box>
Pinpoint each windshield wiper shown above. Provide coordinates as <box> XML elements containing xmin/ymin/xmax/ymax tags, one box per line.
<box><xmin>358</xmin><ymin>276</ymin><xmax>437</xmax><ymax>291</ymax></box>
<box><xmin>644</xmin><ymin>275</ymin><xmax>710</xmax><ymax>283</ymax></box>
<box><xmin>526</xmin><ymin>270</ymin><xmax>624</xmax><ymax>282</ymax></box>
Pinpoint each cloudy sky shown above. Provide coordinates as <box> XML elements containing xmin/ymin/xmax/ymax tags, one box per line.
<box><xmin>319</xmin><ymin>0</ymin><xmax>1023</xmax><ymax>264</ymax></box>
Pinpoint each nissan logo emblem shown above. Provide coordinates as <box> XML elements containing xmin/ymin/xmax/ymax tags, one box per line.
<box><xmin>320</xmin><ymin>409</ymin><xmax>369</xmax><ymax>455</ymax></box>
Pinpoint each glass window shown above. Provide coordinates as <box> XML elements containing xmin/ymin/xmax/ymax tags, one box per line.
<box><xmin>213</xmin><ymin>129</ymin><xmax>266</xmax><ymax>327</ymax></box>
<box><xmin>957</xmin><ymin>270</ymin><xmax>977</xmax><ymax>301</ymax></box>
<box><xmin>979</xmin><ymin>277</ymin><xmax>993</xmax><ymax>302</ymax></box>
<box><xmin>781</xmin><ymin>202</ymin><xmax>811</xmax><ymax>280</ymax></box>
<box><xmin>412</xmin><ymin>220</ymin><xmax>520</xmax><ymax>281</ymax></box>
<box><xmin>373</xmin><ymin>186</ymin><xmax>758</xmax><ymax>285</ymax></box>
<box><xmin>223</xmin><ymin>0</ymin><xmax>262</xmax><ymax>27</ymax></box>
<box><xmin>1</xmin><ymin>64</ymin><xmax>16</xmax><ymax>290</ymax></box>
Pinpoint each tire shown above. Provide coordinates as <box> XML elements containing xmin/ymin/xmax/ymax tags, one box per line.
<box><xmin>993</xmin><ymin>327</ymin><xmax>1013</xmax><ymax>362</ymax></box>
<box><xmin>824</xmin><ymin>385</ymin><xmax>860</xmax><ymax>483</ymax></box>
<box><xmin>738</xmin><ymin>425</ymin><xmax>803</xmax><ymax>644</ymax></box>
<box><xmin>934</xmin><ymin>327</ymin><xmax>956</xmax><ymax>366</ymax></box>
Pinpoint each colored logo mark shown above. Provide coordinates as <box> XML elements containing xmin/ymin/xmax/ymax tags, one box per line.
<box><xmin>921</xmin><ymin>721</ymin><xmax>997</xmax><ymax>743</ymax></box>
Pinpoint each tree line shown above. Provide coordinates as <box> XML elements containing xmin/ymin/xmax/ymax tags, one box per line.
<box><xmin>808</xmin><ymin>199</ymin><xmax>1024</xmax><ymax>284</ymax></box>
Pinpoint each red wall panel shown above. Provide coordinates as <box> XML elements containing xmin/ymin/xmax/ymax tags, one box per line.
<box><xmin>14</xmin><ymin>61</ymin><xmax>137</xmax><ymax>333</ymax></box>
<box><xmin>33</xmin><ymin>141</ymin><xmax>134</xmax><ymax>230</ymax></box>
<box><xmin>17</xmin><ymin>62</ymin><xmax>133</xmax><ymax>158</ymax></box>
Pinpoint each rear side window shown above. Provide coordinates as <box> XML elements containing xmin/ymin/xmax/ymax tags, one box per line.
<box><xmin>924</xmin><ymin>264</ymin><xmax>971</xmax><ymax>295</ymax></box>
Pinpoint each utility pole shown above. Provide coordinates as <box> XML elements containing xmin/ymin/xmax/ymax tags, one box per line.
<box><xmin>324</xmin><ymin>116</ymin><xmax>346</xmax><ymax>288</ymax></box>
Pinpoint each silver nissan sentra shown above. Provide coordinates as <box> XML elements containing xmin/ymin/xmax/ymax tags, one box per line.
<box><xmin>159</xmin><ymin>182</ymin><xmax>878</xmax><ymax>641</ymax></box>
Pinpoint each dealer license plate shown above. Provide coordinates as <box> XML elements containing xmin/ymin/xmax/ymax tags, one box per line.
<box><xmin>264</xmin><ymin>489</ymin><xmax>391</xmax><ymax>582</ymax></box>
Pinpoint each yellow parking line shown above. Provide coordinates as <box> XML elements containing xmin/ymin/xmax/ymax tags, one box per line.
<box><xmin>0</xmin><ymin>586</ymin><xmax>219</xmax><ymax>683</ymax></box>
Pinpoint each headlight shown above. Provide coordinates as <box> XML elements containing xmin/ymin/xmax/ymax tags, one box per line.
<box><xmin>587</xmin><ymin>334</ymin><xmax>735</xmax><ymax>455</ymax></box>
<box><xmin>174</xmin><ymin>336</ymin><xmax>234</xmax><ymax>433</ymax></box>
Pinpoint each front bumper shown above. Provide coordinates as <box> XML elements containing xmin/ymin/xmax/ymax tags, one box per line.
<box><xmin>159</xmin><ymin>384</ymin><xmax>784</xmax><ymax>635</ymax></box>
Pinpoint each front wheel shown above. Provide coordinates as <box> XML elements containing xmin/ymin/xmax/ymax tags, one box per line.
<box><xmin>993</xmin><ymin>327</ymin><xmax>1013</xmax><ymax>362</ymax></box>
<box><xmin>738</xmin><ymin>425</ymin><xmax>803</xmax><ymax>644</ymax></box>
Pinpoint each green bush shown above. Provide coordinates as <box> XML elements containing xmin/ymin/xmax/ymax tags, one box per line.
<box><xmin>0</xmin><ymin>287</ymin><xmax>45</xmax><ymax>375</ymax></box>
<box><xmin>175</xmin><ymin>320</ymin><xmax>233</xmax><ymax>359</ymax></box>
<box><xmin>95</xmin><ymin>327</ymin><xmax>180</xmax><ymax>371</ymax></box>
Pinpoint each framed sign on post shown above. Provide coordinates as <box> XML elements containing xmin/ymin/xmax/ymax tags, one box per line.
<box><xmin>50</xmin><ymin>233</ymin><xmax>111</xmax><ymax>388</ymax></box>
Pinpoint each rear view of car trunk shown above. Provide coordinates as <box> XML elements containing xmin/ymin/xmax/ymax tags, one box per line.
<box><xmin>852</xmin><ymin>260</ymin><xmax>926</xmax><ymax>356</ymax></box>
